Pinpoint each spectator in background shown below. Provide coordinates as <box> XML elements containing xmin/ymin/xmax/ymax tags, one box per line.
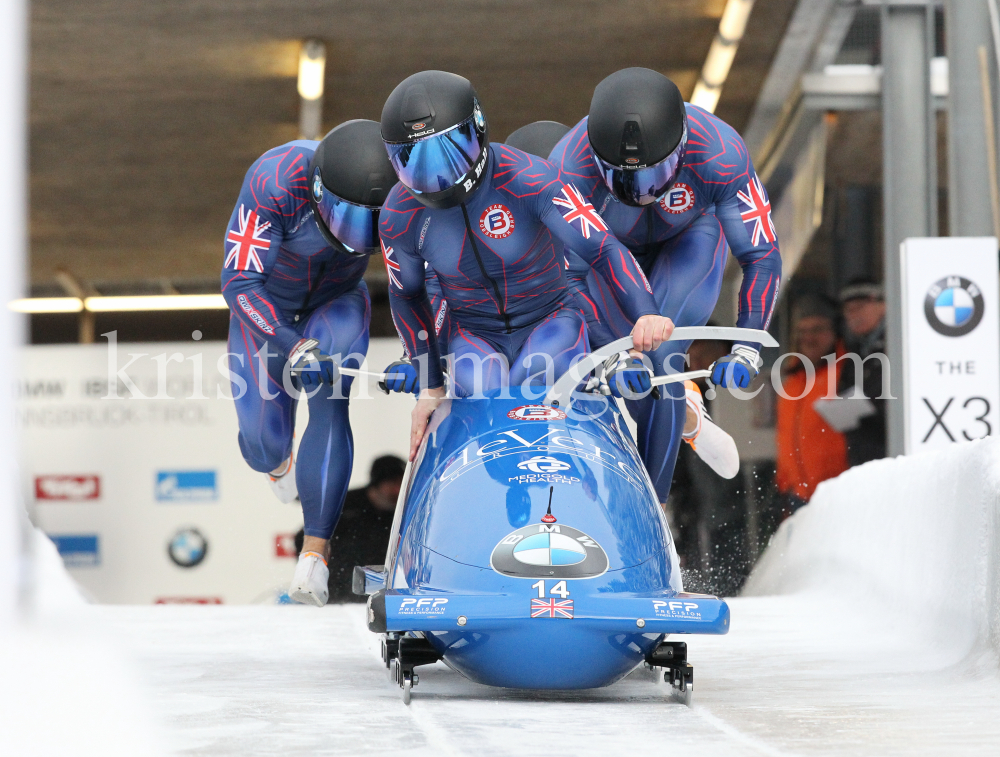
<box><xmin>295</xmin><ymin>455</ymin><xmax>406</xmax><ymax>603</ymax></box>
<box><xmin>776</xmin><ymin>296</ymin><xmax>848</xmax><ymax>514</ymax></box>
<box><xmin>838</xmin><ymin>279</ymin><xmax>887</xmax><ymax>466</ymax></box>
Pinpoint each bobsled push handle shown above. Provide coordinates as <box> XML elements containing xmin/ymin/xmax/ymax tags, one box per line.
<box><xmin>288</xmin><ymin>354</ymin><xmax>388</xmax><ymax>384</ymax></box>
<box><xmin>542</xmin><ymin>326</ymin><xmax>777</xmax><ymax>408</ymax></box>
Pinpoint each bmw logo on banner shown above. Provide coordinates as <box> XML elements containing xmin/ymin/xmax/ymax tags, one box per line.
<box><xmin>491</xmin><ymin>523</ymin><xmax>609</xmax><ymax>579</ymax></box>
<box><xmin>168</xmin><ymin>527</ymin><xmax>208</xmax><ymax>568</ymax></box>
<box><xmin>924</xmin><ymin>276</ymin><xmax>985</xmax><ymax>337</ymax></box>
<box><xmin>901</xmin><ymin>237</ymin><xmax>1000</xmax><ymax>455</ymax></box>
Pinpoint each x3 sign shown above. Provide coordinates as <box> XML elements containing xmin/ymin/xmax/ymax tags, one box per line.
<box><xmin>901</xmin><ymin>237</ymin><xmax>1000</xmax><ymax>453</ymax></box>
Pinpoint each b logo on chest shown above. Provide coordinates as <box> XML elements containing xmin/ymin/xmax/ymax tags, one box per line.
<box><xmin>479</xmin><ymin>204</ymin><xmax>516</xmax><ymax>239</ymax></box>
<box><xmin>659</xmin><ymin>183</ymin><xmax>695</xmax><ymax>214</ymax></box>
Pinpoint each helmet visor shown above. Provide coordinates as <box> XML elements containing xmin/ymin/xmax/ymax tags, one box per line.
<box><xmin>311</xmin><ymin>169</ymin><xmax>381</xmax><ymax>255</ymax></box>
<box><xmin>592</xmin><ymin>123</ymin><xmax>687</xmax><ymax>206</ymax></box>
<box><xmin>384</xmin><ymin>112</ymin><xmax>487</xmax><ymax>195</ymax></box>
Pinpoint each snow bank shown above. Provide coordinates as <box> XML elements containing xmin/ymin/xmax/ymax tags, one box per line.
<box><xmin>744</xmin><ymin>437</ymin><xmax>1000</xmax><ymax>661</ymax></box>
<box><xmin>0</xmin><ymin>519</ymin><xmax>165</xmax><ymax>755</ymax></box>
<box><xmin>29</xmin><ymin>524</ymin><xmax>90</xmax><ymax>613</ymax></box>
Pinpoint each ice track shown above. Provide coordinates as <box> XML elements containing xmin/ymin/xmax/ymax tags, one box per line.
<box><xmin>98</xmin><ymin>594</ymin><xmax>1000</xmax><ymax>757</ymax></box>
<box><xmin>10</xmin><ymin>438</ymin><xmax>1000</xmax><ymax>756</ymax></box>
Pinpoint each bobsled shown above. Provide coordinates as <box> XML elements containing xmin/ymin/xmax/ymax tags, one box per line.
<box><xmin>354</xmin><ymin>328</ymin><xmax>777</xmax><ymax>704</ymax></box>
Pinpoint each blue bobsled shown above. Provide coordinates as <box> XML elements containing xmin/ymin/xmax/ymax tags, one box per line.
<box><xmin>357</xmin><ymin>329</ymin><xmax>775</xmax><ymax>703</ymax></box>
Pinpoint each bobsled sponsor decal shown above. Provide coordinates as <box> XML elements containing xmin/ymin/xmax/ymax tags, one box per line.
<box><xmin>491</xmin><ymin>523</ymin><xmax>609</xmax><ymax>579</ymax></box>
<box><xmin>652</xmin><ymin>600</ymin><xmax>703</xmax><ymax>620</ymax></box>
<box><xmin>530</xmin><ymin>598</ymin><xmax>574</xmax><ymax>619</ymax></box>
<box><xmin>440</xmin><ymin>428</ymin><xmax>645</xmax><ymax>491</ymax></box>
<box><xmin>507</xmin><ymin>405</ymin><xmax>567</xmax><ymax>421</ymax></box>
<box><xmin>398</xmin><ymin>597</ymin><xmax>449</xmax><ymax>615</ymax></box>
<box><xmin>517</xmin><ymin>455</ymin><xmax>570</xmax><ymax>473</ymax></box>
<box><xmin>508</xmin><ymin>473</ymin><xmax>580</xmax><ymax>485</ymax></box>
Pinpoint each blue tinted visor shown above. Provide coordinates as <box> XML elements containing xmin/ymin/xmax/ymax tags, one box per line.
<box><xmin>311</xmin><ymin>169</ymin><xmax>381</xmax><ymax>254</ymax></box>
<box><xmin>384</xmin><ymin>113</ymin><xmax>487</xmax><ymax>195</ymax></box>
<box><xmin>593</xmin><ymin>123</ymin><xmax>687</xmax><ymax>206</ymax></box>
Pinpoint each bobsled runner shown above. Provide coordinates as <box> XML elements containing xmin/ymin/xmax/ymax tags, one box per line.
<box><xmin>354</xmin><ymin>328</ymin><xmax>778</xmax><ymax>705</ymax></box>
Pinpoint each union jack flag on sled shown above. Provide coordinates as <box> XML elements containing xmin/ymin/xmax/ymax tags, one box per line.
<box><xmin>531</xmin><ymin>598</ymin><xmax>574</xmax><ymax>619</ymax></box>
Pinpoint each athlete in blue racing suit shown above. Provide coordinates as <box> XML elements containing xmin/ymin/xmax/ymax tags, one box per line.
<box><xmin>549</xmin><ymin>68</ymin><xmax>782</xmax><ymax>501</ymax></box>
<box><xmin>377</xmin><ymin>72</ymin><xmax>674</xmax><ymax>458</ymax></box>
<box><xmin>222</xmin><ymin>121</ymin><xmax>396</xmax><ymax>604</ymax></box>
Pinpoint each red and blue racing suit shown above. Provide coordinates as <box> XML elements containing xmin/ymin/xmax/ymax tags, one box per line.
<box><xmin>222</xmin><ymin>140</ymin><xmax>370</xmax><ymax>539</ymax></box>
<box><xmin>549</xmin><ymin>106</ymin><xmax>783</xmax><ymax>500</ymax></box>
<box><xmin>379</xmin><ymin>143</ymin><xmax>659</xmax><ymax>397</ymax></box>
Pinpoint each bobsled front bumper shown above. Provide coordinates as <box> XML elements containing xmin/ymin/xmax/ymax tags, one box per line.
<box><xmin>367</xmin><ymin>589</ymin><xmax>730</xmax><ymax>636</ymax></box>
<box><xmin>367</xmin><ymin>589</ymin><xmax>727</xmax><ymax>689</ymax></box>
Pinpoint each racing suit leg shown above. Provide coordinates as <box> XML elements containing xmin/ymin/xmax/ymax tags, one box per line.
<box><xmin>448</xmin><ymin>321</ymin><xmax>510</xmax><ymax>397</ymax></box>
<box><xmin>297</xmin><ymin>283</ymin><xmax>371</xmax><ymax>539</ymax></box>
<box><xmin>508</xmin><ymin>306</ymin><xmax>589</xmax><ymax>390</ymax></box>
<box><xmin>228</xmin><ymin>319</ymin><xmax>296</xmax><ymax>475</ymax></box>
<box><xmin>626</xmin><ymin>212</ymin><xmax>728</xmax><ymax>502</ymax></box>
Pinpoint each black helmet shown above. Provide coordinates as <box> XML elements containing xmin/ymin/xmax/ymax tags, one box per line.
<box><xmin>381</xmin><ymin>71</ymin><xmax>490</xmax><ymax>210</ymax></box>
<box><xmin>588</xmin><ymin>68</ymin><xmax>687</xmax><ymax>207</ymax></box>
<box><xmin>504</xmin><ymin>121</ymin><xmax>570</xmax><ymax>160</ymax></box>
<box><xmin>309</xmin><ymin>120</ymin><xmax>397</xmax><ymax>255</ymax></box>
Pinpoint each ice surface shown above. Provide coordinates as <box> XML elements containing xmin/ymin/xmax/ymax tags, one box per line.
<box><xmin>7</xmin><ymin>440</ymin><xmax>1000</xmax><ymax>755</ymax></box>
<box><xmin>95</xmin><ymin>599</ymin><xmax>1000</xmax><ymax>757</ymax></box>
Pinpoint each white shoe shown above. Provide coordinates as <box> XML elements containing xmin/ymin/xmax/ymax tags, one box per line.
<box><xmin>289</xmin><ymin>551</ymin><xmax>329</xmax><ymax>606</ymax></box>
<box><xmin>267</xmin><ymin>455</ymin><xmax>298</xmax><ymax>503</ymax></box>
<box><xmin>682</xmin><ymin>380</ymin><xmax>740</xmax><ymax>479</ymax></box>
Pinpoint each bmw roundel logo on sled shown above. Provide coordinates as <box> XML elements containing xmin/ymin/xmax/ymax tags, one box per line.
<box><xmin>924</xmin><ymin>276</ymin><xmax>985</xmax><ymax>336</ymax></box>
<box><xmin>168</xmin><ymin>527</ymin><xmax>208</xmax><ymax>568</ymax></box>
<box><xmin>479</xmin><ymin>204</ymin><xmax>515</xmax><ymax>239</ymax></box>
<box><xmin>491</xmin><ymin>523</ymin><xmax>609</xmax><ymax>579</ymax></box>
<box><xmin>507</xmin><ymin>405</ymin><xmax>567</xmax><ymax>421</ymax></box>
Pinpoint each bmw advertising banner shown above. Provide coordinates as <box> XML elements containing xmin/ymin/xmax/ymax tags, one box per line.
<box><xmin>19</xmin><ymin>338</ymin><xmax>411</xmax><ymax>603</ymax></box>
<box><xmin>901</xmin><ymin>237</ymin><xmax>1000</xmax><ymax>454</ymax></box>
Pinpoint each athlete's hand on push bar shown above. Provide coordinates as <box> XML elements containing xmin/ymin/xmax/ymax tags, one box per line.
<box><xmin>409</xmin><ymin>385</ymin><xmax>447</xmax><ymax>461</ymax></box>
<box><xmin>630</xmin><ymin>314</ymin><xmax>674</xmax><ymax>352</ymax></box>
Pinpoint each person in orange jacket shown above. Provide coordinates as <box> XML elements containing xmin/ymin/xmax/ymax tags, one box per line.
<box><xmin>775</xmin><ymin>295</ymin><xmax>848</xmax><ymax>514</ymax></box>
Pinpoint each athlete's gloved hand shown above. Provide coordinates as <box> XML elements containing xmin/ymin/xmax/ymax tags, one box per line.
<box><xmin>710</xmin><ymin>345</ymin><xmax>761</xmax><ymax>389</ymax></box>
<box><xmin>605</xmin><ymin>354</ymin><xmax>654</xmax><ymax>399</ymax></box>
<box><xmin>379</xmin><ymin>359</ymin><xmax>420</xmax><ymax>394</ymax></box>
<box><xmin>289</xmin><ymin>338</ymin><xmax>337</xmax><ymax>388</ymax></box>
